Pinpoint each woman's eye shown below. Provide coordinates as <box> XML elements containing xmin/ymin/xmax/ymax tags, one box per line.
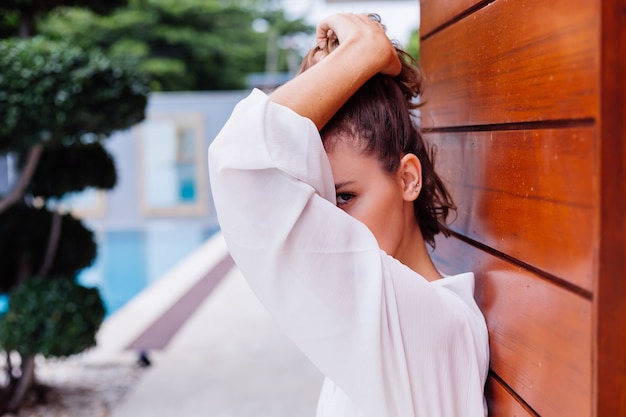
<box><xmin>336</xmin><ymin>192</ymin><xmax>355</xmax><ymax>205</ymax></box>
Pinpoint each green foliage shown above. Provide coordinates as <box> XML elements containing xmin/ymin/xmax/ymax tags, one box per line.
<box><xmin>38</xmin><ymin>0</ymin><xmax>313</xmax><ymax>91</ymax></box>
<box><xmin>0</xmin><ymin>0</ymin><xmax>128</xmax><ymax>38</ymax></box>
<box><xmin>0</xmin><ymin>205</ymin><xmax>97</xmax><ymax>292</ymax></box>
<box><xmin>0</xmin><ymin>0</ymin><xmax>127</xmax><ymax>16</ymax></box>
<box><xmin>0</xmin><ymin>36</ymin><xmax>149</xmax><ymax>152</ymax></box>
<box><xmin>0</xmin><ymin>10</ymin><xmax>20</xmax><ymax>38</ymax></box>
<box><xmin>27</xmin><ymin>142</ymin><xmax>117</xmax><ymax>198</ymax></box>
<box><xmin>407</xmin><ymin>29</ymin><xmax>420</xmax><ymax>62</ymax></box>
<box><xmin>0</xmin><ymin>277</ymin><xmax>105</xmax><ymax>357</ymax></box>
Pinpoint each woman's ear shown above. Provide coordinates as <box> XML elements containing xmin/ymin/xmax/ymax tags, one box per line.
<box><xmin>398</xmin><ymin>153</ymin><xmax>422</xmax><ymax>201</ymax></box>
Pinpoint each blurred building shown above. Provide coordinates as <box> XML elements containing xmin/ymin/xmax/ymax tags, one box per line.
<box><xmin>53</xmin><ymin>91</ymin><xmax>248</xmax><ymax>313</ymax></box>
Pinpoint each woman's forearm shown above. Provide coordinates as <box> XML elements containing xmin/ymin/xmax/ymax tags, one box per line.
<box><xmin>269</xmin><ymin>47</ymin><xmax>374</xmax><ymax>130</ymax></box>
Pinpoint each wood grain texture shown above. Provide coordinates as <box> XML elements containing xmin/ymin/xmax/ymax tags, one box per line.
<box><xmin>420</xmin><ymin>0</ymin><xmax>626</xmax><ymax>415</ymax></box>
<box><xmin>486</xmin><ymin>375</ymin><xmax>537</xmax><ymax>417</ymax></box>
<box><xmin>420</xmin><ymin>0</ymin><xmax>484</xmax><ymax>37</ymax></box>
<box><xmin>433</xmin><ymin>236</ymin><xmax>592</xmax><ymax>417</ymax></box>
<box><xmin>419</xmin><ymin>0</ymin><xmax>599</xmax><ymax>128</ymax></box>
<box><xmin>595</xmin><ymin>0</ymin><xmax>626</xmax><ymax>415</ymax></box>
<box><xmin>425</xmin><ymin>127</ymin><xmax>597</xmax><ymax>292</ymax></box>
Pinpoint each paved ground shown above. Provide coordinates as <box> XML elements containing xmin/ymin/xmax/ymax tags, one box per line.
<box><xmin>90</xmin><ymin>234</ymin><xmax>323</xmax><ymax>417</ymax></box>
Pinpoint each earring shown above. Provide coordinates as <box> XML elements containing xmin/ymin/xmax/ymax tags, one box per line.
<box><xmin>415</xmin><ymin>181</ymin><xmax>420</xmax><ymax>192</ymax></box>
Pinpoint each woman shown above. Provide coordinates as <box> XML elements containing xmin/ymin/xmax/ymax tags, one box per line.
<box><xmin>209</xmin><ymin>13</ymin><xmax>489</xmax><ymax>417</ymax></box>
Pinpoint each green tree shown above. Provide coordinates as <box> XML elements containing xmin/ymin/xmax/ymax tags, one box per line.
<box><xmin>0</xmin><ymin>2</ymin><xmax>149</xmax><ymax>411</ymax></box>
<box><xmin>0</xmin><ymin>0</ymin><xmax>307</xmax><ymax>410</ymax></box>
<box><xmin>407</xmin><ymin>28</ymin><xmax>420</xmax><ymax>62</ymax></box>
<box><xmin>0</xmin><ymin>0</ymin><xmax>126</xmax><ymax>37</ymax></box>
<box><xmin>39</xmin><ymin>0</ymin><xmax>313</xmax><ymax>91</ymax></box>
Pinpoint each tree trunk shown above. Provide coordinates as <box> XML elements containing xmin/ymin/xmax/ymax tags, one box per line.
<box><xmin>4</xmin><ymin>351</ymin><xmax>13</xmax><ymax>384</ymax></box>
<box><xmin>18</xmin><ymin>10</ymin><xmax>36</xmax><ymax>38</ymax></box>
<box><xmin>5</xmin><ymin>354</ymin><xmax>35</xmax><ymax>412</ymax></box>
<box><xmin>38</xmin><ymin>211</ymin><xmax>62</xmax><ymax>276</ymax></box>
<box><xmin>0</xmin><ymin>145</ymin><xmax>42</xmax><ymax>215</ymax></box>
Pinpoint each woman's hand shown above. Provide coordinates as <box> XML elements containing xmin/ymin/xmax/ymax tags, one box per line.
<box><xmin>315</xmin><ymin>13</ymin><xmax>401</xmax><ymax>77</ymax></box>
<box><xmin>269</xmin><ymin>13</ymin><xmax>401</xmax><ymax>129</ymax></box>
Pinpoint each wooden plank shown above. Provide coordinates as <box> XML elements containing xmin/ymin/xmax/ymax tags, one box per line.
<box><xmin>420</xmin><ymin>0</ymin><xmax>483</xmax><ymax>38</ymax></box>
<box><xmin>426</xmin><ymin>127</ymin><xmax>597</xmax><ymax>292</ymax></box>
<box><xmin>595</xmin><ymin>0</ymin><xmax>626</xmax><ymax>415</ymax></box>
<box><xmin>486</xmin><ymin>375</ymin><xmax>537</xmax><ymax>417</ymax></box>
<box><xmin>419</xmin><ymin>0</ymin><xmax>599</xmax><ymax>128</ymax></box>
<box><xmin>433</xmin><ymin>236</ymin><xmax>593</xmax><ymax>417</ymax></box>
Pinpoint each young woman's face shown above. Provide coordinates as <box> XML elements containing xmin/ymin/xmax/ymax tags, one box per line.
<box><xmin>326</xmin><ymin>140</ymin><xmax>413</xmax><ymax>257</ymax></box>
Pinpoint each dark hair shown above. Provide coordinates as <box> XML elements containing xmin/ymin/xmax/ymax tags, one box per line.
<box><xmin>298</xmin><ymin>21</ymin><xmax>456</xmax><ymax>247</ymax></box>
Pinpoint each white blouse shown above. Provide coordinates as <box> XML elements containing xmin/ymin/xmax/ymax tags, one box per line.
<box><xmin>208</xmin><ymin>89</ymin><xmax>489</xmax><ymax>417</ymax></box>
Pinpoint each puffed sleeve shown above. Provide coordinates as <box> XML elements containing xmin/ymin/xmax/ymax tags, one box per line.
<box><xmin>208</xmin><ymin>89</ymin><xmax>488</xmax><ymax>417</ymax></box>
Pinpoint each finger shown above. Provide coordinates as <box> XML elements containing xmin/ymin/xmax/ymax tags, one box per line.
<box><xmin>316</xmin><ymin>13</ymin><xmax>355</xmax><ymax>47</ymax></box>
<box><xmin>316</xmin><ymin>14</ymin><xmax>338</xmax><ymax>47</ymax></box>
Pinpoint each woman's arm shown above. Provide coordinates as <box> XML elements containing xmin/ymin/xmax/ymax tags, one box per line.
<box><xmin>269</xmin><ymin>13</ymin><xmax>401</xmax><ymax>130</ymax></box>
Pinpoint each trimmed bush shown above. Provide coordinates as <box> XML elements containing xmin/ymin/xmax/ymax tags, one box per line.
<box><xmin>0</xmin><ymin>36</ymin><xmax>149</xmax><ymax>151</ymax></box>
<box><xmin>27</xmin><ymin>142</ymin><xmax>117</xmax><ymax>198</ymax></box>
<box><xmin>0</xmin><ymin>205</ymin><xmax>97</xmax><ymax>292</ymax></box>
<box><xmin>0</xmin><ymin>277</ymin><xmax>105</xmax><ymax>357</ymax></box>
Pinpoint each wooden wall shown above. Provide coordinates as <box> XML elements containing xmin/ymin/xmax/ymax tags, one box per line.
<box><xmin>418</xmin><ymin>0</ymin><xmax>625</xmax><ymax>415</ymax></box>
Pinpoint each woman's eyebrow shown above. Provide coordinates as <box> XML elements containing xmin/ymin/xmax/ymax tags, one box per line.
<box><xmin>334</xmin><ymin>181</ymin><xmax>355</xmax><ymax>190</ymax></box>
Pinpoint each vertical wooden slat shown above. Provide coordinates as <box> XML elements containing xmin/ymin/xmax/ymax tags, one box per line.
<box><xmin>596</xmin><ymin>0</ymin><xmax>626</xmax><ymax>415</ymax></box>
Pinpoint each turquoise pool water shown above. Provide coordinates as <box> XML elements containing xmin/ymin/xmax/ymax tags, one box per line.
<box><xmin>0</xmin><ymin>227</ymin><xmax>217</xmax><ymax>316</ymax></box>
<box><xmin>79</xmin><ymin>226</ymin><xmax>218</xmax><ymax>315</ymax></box>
